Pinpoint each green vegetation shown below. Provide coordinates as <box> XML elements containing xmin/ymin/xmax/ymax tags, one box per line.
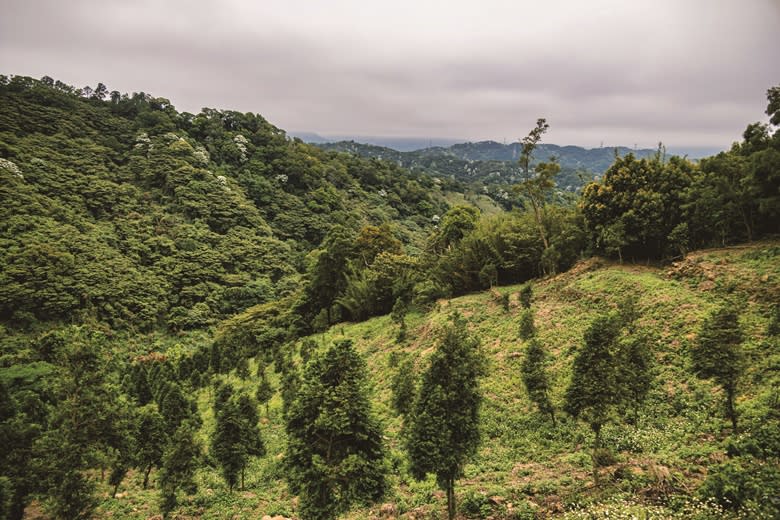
<box><xmin>406</xmin><ymin>314</ymin><xmax>484</xmax><ymax>520</ymax></box>
<box><xmin>1</xmin><ymin>74</ymin><xmax>779</xmax><ymax>519</ymax></box>
<box><xmin>691</xmin><ymin>306</ymin><xmax>745</xmax><ymax>432</ymax></box>
<box><xmin>285</xmin><ymin>339</ymin><xmax>386</xmax><ymax>520</ymax></box>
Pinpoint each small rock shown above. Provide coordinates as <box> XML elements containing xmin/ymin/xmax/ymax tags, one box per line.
<box><xmin>380</xmin><ymin>502</ymin><xmax>398</xmax><ymax>517</ymax></box>
<box><xmin>698</xmin><ymin>280</ymin><xmax>716</xmax><ymax>291</ymax></box>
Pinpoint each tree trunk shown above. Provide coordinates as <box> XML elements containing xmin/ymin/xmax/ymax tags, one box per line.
<box><xmin>143</xmin><ymin>465</ymin><xmax>152</xmax><ymax>489</ymax></box>
<box><xmin>592</xmin><ymin>423</ymin><xmax>602</xmax><ymax>485</ymax></box>
<box><xmin>446</xmin><ymin>478</ymin><xmax>456</xmax><ymax>520</ymax></box>
<box><xmin>740</xmin><ymin>208</ymin><xmax>753</xmax><ymax>242</ymax></box>
<box><xmin>549</xmin><ymin>409</ymin><xmax>556</xmax><ymax>427</ymax></box>
<box><xmin>530</xmin><ymin>198</ymin><xmax>550</xmax><ymax>252</ymax></box>
<box><xmin>726</xmin><ymin>387</ymin><xmax>738</xmax><ymax>433</ymax></box>
<box><xmin>241</xmin><ymin>468</ymin><xmax>245</xmax><ymax>491</ymax></box>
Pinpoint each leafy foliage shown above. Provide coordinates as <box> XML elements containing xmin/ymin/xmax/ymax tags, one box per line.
<box><xmin>406</xmin><ymin>313</ymin><xmax>483</xmax><ymax>520</ymax></box>
<box><xmin>285</xmin><ymin>340</ymin><xmax>386</xmax><ymax>520</ymax></box>
<box><xmin>691</xmin><ymin>306</ymin><xmax>745</xmax><ymax>431</ymax></box>
<box><xmin>521</xmin><ymin>338</ymin><xmax>555</xmax><ymax>424</ymax></box>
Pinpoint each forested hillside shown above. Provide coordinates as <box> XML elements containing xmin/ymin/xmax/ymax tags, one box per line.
<box><xmin>0</xmin><ymin>74</ymin><xmax>448</xmax><ymax>332</ymax></box>
<box><xmin>1</xmin><ymin>75</ymin><xmax>779</xmax><ymax>520</ymax></box>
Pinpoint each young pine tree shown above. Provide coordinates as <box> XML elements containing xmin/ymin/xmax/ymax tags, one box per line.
<box><xmin>391</xmin><ymin>297</ymin><xmax>409</xmax><ymax>342</ymax></box>
<box><xmin>256</xmin><ymin>371</ymin><xmax>274</xmax><ymax>418</ymax></box>
<box><xmin>159</xmin><ymin>382</ymin><xmax>193</xmax><ymax>436</ymax></box>
<box><xmin>285</xmin><ymin>339</ymin><xmax>386</xmax><ymax>520</ymax></box>
<box><xmin>135</xmin><ymin>404</ymin><xmax>167</xmax><ymax>489</ymax></box>
<box><xmin>519</xmin><ymin>308</ymin><xmax>536</xmax><ymax>340</ymax></box>
<box><xmin>236</xmin><ymin>393</ymin><xmax>265</xmax><ymax>489</ymax></box>
<box><xmin>618</xmin><ymin>333</ymin><xmax>654</xmax><ymax>424</ymax></box>
<box><xmin>519</xmin><ymin>284</ymin><xmax>533</xmax><ymax>309</ymax></box>
<box><xmin>299</xmin><ymin>338</ymin><xmax>318</xmax><ymax>366</ymax></box>
<box><xmin>521</xmin><ymin>338</ymin><xmax>556</xmax><ymax>425</ymax></box>
<box><xmin>390</xmin><ymin>355</ymin><xmax>416</xmax><ymax>416</ymax></box>
<box><xmin>210</xmin><ymin>400</ymin><xmax>247</xmax><ymax>493</ymax></box>
<box><xmin>37</xmin><ymin>327</ymin><xmax>134</xmax><ymax>520</ymax></box>
<box><xmin>691</xmin><ymin>306</ymin><xmax>745</xmax><ymax>432</ymax></box>
<box><xmin>406</xmin><ymin>313</ymin><xmax>483</xmax><ymax>520</ymax></box>
<box><xmin>564</xmin><ymin>313</ymin><xmax>623</xmax><ymax>482</ymax></box>
<box><xmin>159</xmin><ymin>422</ymin><xmax>202</xmax><ymax>518</ymax></box>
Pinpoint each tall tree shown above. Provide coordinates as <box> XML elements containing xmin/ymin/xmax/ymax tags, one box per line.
<box><xmin>618</xmin><ymin>333</ymin><xmax>654</xmax><ymax>424</ymax></box>
<box><xmin>0</xmin><ymin>380</ymin><xmax>45</xmax><ymax>520</ymax></box>
<box><xmin>515</xmin><ymin>118</ymin><xmax>558</xmax><ymax>272</ymax></box>
<box><xmin>406</xmin><ymin>314</ymin><xmax>483</xmax><ymax>520</ymax></box>
<box><xmin>691</xmin><ymin>306</ymin><xmax>745</xmax><ymax>432</ymax></box>
<box><xmin>236</xmin><ymin>393</ymin><xmax>265</xmax><ymax>489</ymax></box>
<box><xmin>210</xmin><ymin>400</ymin><xmax>247</xmax><ymax>493</ymax></box>
<box><xmin>564</xmin><ymin>314</ymin><xmax>623</xmax><ymax>481</ymax></box>
<box><xmin>34</xmin><ymin>327</ymin><xmax>133</xmax><ymax>520</ymax></box>
<box><xmin>305</xmin><ymin>225</ymin><xmax>357</xmax><ymax>326</ymax></box>
<box><xmin>521</xmin><ymin>338</ymin><xmax>556</xmax><ymax>425</ymax></box>
<box><xmin>159</xmin><ymin>422</ymin><xmax>202</xmax><ymax>517</ymax></box>
<box><xmin>135</xmin><ymin>404</ymin><xmax>167</xmax><ymax>489</ymax></box>
<box><xmin>391</xmin><ymin>355</ymin><xmax>416</xmax><ymax>416</ymax></box>
<box><xmin>285</xmin><ymin>339</ymin><xmax>386</xmax><ymax>520</ymax></box>
<box><xmin>256</xmin><ymin>369</ymin><xmax>274</xmax><ymax>418</ymax></box>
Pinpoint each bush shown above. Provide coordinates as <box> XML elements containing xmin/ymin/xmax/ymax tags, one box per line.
<box><xmin>459</xmin><ymin>491</ymin><xmax>493</xmax><ymax>519</ymax></box>
<box><xmin>592</xmin><ymin>448</ymin><xmax>618</xmax><ymax>467</ymax></box>
<box><xmin>698</xmin><ymin>456</ymin><xmax>780</xmax><ymax>517</ymax></box>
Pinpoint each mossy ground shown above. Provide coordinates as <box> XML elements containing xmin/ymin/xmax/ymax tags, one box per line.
<box><xmin>91</xmin><ymin>242</ymin><xmax>779</xmax><ymax>519</ymax></box>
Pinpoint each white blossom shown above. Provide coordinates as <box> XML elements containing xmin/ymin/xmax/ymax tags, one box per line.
<box><xmin>193</xmin><ymin>146</ymin><xmax>210</xmax><ymax>166</ymax></box>
<box><xmin>233</xmin><ymin>134</ymin><xmax>249</xmax><ymax>162</ymax></box>
<box><xmin>0</xmin><ymin>158</ymin><xmax>23</xmax><ymax>179</ymax></box>
<box><xmin>134</xmin><ymin>132</ymin><xmax>151</xmax><ymax>149</ymax></box>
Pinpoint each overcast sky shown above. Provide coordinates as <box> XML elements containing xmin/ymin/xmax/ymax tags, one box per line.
<box><xmin>1</xmin><ymin>0</ymin><xmax>778</xmax><ymax>148</ymax></box>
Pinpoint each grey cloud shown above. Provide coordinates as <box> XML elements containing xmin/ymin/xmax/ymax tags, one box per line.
<box><xmin>1</xmin><ymin>0</ymin><xmax>778</xmax><ymax>148</ymax></box>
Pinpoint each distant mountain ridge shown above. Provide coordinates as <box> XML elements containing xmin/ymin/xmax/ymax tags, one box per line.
<box><xmin>314</xmin><ymin>139</ymin><xmax>659</xmax><ymax>197</ymax></box>
<box><xmin>315</xmin><ymin>139</ymin><xmax>659</xmax><ymax>174</ymax></box>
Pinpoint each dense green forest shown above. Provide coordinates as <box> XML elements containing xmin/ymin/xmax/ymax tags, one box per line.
<box><xmin>0</xmin><ymin>75</ymin><xmax>779</xmax><ymax>520</ymax></box>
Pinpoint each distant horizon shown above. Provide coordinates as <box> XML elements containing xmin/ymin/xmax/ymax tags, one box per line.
<box><xmin>290</xmin><ymin>131</ymin><xmax>727</xmax><ymax>158</ymax></box>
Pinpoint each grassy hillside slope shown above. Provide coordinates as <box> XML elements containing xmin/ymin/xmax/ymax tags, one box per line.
<box><xmin>90</xmin><ymin>242</ymin><xmax>779</xmax><ymax>520</ymax></box>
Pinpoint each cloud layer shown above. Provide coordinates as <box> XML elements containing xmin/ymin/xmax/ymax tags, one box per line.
<box><xmin>1</xmin><ymin>0</ymin><xmax>778</xmax><ymax>147</ymax></box>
